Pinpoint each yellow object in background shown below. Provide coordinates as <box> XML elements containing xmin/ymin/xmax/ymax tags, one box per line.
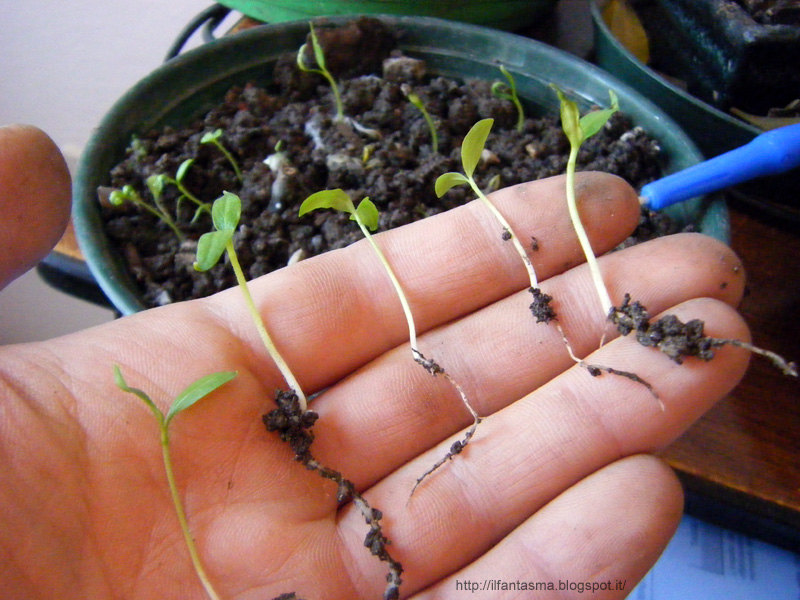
<box><xmin>602</xmin><ymin>0</ymin><xmax>650</xmax><ymax>64</ymax></box>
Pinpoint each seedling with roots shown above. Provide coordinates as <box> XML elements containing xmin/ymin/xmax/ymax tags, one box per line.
<box><xmin>435</xmin><ymin>118</ymin><xmax>555</xmax><ymax>326</ymax></box>
<box><xmin>551</xmin><ymin>85</ymin><xmax>798</xmax><ymax>378</ymax></box>
<box><xmin>402</xmin><ymin>84</ymin><xmax>439</xmax><ymax>154</ymax></box>
<box><xmin>114</xmin><ymin>366</ymin><xmax>238</xmax><ymax>600</ymax></box>
<box><xmin>195</xmin><ymin>191</ymin><xmax>404</xmax><ymax>599</ymax></box>
<box><xmin>491</xmin><ymin>64</ymin><xmax>525</xmax><ymax>133</ymax></box>
<box><xmin>299</xmin><ymin>189</ymin><xmax>482</xmax><ymax>495</ymax></box>
<box><xmin>201</xmin><ymin>128</ymin><xmax>243</xmax><ymax>183</ymax></box>
<box><xmin>297</xmin><ymin>23</ymin><xmax>344</xmax><ymax>122</ymax></box>
<box><xmin>436</xmin><ymin>116</ymin><xmax>663</xmax><ymax>402</ymax></box>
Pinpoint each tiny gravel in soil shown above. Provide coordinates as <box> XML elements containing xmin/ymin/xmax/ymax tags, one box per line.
<box><xmin>102</xmin><ymin>17</ymin><xmax>672</xmax><ymax>309</ymax></box>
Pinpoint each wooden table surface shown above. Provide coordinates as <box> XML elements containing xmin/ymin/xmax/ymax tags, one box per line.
<box><xmin>50</xmin><ymin>2</ymin><xmax>800</xmax><ymax>550</ymax></box>
<box><xmin>662</xmin><ymin>201</ymin><xmax>800</xmax><ymax>549</ymax></box>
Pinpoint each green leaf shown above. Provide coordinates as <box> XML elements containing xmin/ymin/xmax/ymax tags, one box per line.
<box><xmin>550</xmin><ymin>84</ymin><xmax>582</xmax><ymax>148</ymax></box>
<box><xmin>166</xmin><ymin>371</ymin><xmax>237</xmax><ymax>423</ymax></box>
<box><xmin>579</xmin><ymin>90</ymin><xmax>619</xmax><ymax>140</ymax></box>
<box><xmin>194</xmin><ymin>229</ymin><xmax>233</xmax><ymax>271</ymax></box>
<box><xmin>298</xmin><ymin>189</ymin><xmax>355</xmax><ymax>217</ymax></box>
<box><xmin>434</xmin><ymin>172</ymin><xmax>470</xmax><ymax>197</ymax></box>
<box><xmin>113</xmin><ymin>365</ymin><xmax>159</xmax><ymax>414</ymax></box>
<box><xmin>146</xmin><ymin>174</ymin><xmax>165</xmax><ymax>199</ymax></box>
<box><xmin>200</xmin><ymin>129</ymin><xmax>222</xmax><ymax>145</ymax></box>
<box><xmin>108</xmin><ymin>189</ymin><xmax>126</xmax><ymax>206</ymax></box>
<box><xmin>353</xmin><ymin>198</ymin><xmax>379</xmax><ymax>231</ymax></box>
<box><xmin>176</xmin><ymin>159</ymin><xmax>195</xmax><ymax>184</ymax></box>
<box><xmin>309</xmin><ymin>23</ymin><xmax>327</xmax><ymax>71</ymax></box>
<box><xmin>211</xmin><ymin>191</ymin><xmax>241</xmax><ymax>232</ymax></box>
<box><xmin>461</xmin><ymin>118</ymin><xmax>493</xmax><ymax>179</ymax></box>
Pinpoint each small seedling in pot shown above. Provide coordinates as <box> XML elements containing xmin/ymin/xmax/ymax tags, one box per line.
<box><xmin>299</xmin><ymin>189</ymin><xmax>482</xmax><ymax>496</ymax></box>
<box><xmin>552</xmin><ymin>85</ymin><xmax>798</xmax><ymax>378</ymax></box>
<box><xmin>402</xmin><ymin>84</ymin><xmax>439</xmax><ymax>154</ymax></box>
<box><xmin>147</xmin><ymin>162</ymin><xmax>211</xmax><ymax>224</ymax></box>
<box><xmin>195</xmin><ymin>191</ymin><xmax>404</xmax><ymax>599</ymax></box>
<box><xmin>297</xmin><ymin>23</ymin><xmax>344</xmax><ymax>122</ymax></box>
<box><xmin>491</xmin><ymin>64</ymin><xmax>525</xmax><ymax>133</ymax></box>
<box><xmin>114</xmin><ymin>366</ymin><xmax>238</xmax><ymax>600</ymax></box>
<box><xmin>201</xmin><ymin>128</ymin><xmax>243</xmax><ymax>183</ymax></box>
<box><xmin>109</xmin><ymin>183</ymin><xmax>184</xmax><ymax>240</ymax></box>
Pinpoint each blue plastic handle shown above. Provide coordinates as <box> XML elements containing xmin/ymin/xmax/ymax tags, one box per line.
<box><xmin>640</xmin><ymin>122</ymin><xmax>800</xmax><ymax>210</ymax></box>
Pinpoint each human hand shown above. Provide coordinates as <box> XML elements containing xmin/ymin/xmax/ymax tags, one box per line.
<box><xmin>0</xmin><ymin>124</ymin><xmax>750</xmax><ymax>599</ymax></box>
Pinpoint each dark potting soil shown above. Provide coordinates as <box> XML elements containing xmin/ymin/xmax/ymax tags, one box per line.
<box><xmin>102</xmin><ymin>17</ymin><xmax>670</xmax><ymax>309</ymax></box>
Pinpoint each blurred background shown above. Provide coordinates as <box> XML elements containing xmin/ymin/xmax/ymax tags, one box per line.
<box><xmin>0</xmin><ymin>0</ymin><xmax>233</xmax><ymax>343</ymax></box>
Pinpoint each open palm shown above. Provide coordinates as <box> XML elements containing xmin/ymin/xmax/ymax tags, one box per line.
<box><xmin>0</xmin><ymin>125</ymin><xmax>750</xmax><ymax>599</ymax></box>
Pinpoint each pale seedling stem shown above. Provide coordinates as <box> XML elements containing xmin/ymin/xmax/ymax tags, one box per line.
<box><xmin>552</xmin><ymin>85</ymin><xmax>619</xmax><ymax>320</ymax></box>
<box><xmin>299</xmin><ymin>190</ymin><xmax>482</xmax><ymax>494</ymax></box>
<box><xmin>226</xmin><ymin>238</ymin><xmax>308</xmax><ymax>410</ymax></box>
<box><xmin>435</xmin><ymin>118</ymin><xmax>539</xmax><ymax>289</ymax></box>
<box><xmin>564</xmin><ymin>143</ymin><xmax>614</xmax><ymax>318</ymax></box>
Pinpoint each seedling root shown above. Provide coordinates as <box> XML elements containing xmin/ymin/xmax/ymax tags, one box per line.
<box><xmin>610</xmin><ymin>293</ymin><xmax>798</xmax><ymax>377</ymax></box>
<box><xmin>263</xmin><ymin>390</ymin><xmax>404</xmax><ymax>600</ymax></box>
<box><xmin>409</xmin><ymin>351</ymin><xmax>483</xmax><ymax>499</ymax></box>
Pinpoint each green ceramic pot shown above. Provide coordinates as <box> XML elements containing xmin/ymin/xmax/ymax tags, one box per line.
<box><xmin>217</xmin><ymin>0</ymin><xmax>558</xmax><ymax>31</ymax></box>
<box><xmin>74</xmin><ymin>15</ymin><xmax>726</xmax><ymax>315</ymax></box>
<box><xmin>591</xmin><ymin>0</ymin><xmax>799</xmax><ymax>209</ymax></box>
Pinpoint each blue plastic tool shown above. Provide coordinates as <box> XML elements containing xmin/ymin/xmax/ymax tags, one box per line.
<box><xmin>640</xmin><ymin>122</ymin><xmax>800</xmax><ymax>210</ymax></box>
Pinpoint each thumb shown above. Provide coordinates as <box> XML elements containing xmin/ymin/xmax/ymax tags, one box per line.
<box><xmin>0</xmin><ymin>124</ymin><xmax>71</xmax><ymax>290</ymax></box>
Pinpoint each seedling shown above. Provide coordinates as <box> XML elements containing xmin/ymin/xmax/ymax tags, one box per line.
<box><xmin>145</xmin><ymin>162</ymin><xmax>211</xmax><ymax>224</ymax></box>
<box><xmin>491</xmin><ymin>64</ymin><xmax>525</xmax><ymax>133</ymax></box>
<box><xmin>435</xmin><ymin>119</ymin><xmax>553</xmax><ymax>324</ymax></box>
<box><xmin>551</xmin><ymin>85</ymin><xmax>620</xmax><ymax>320</ymax></box>
<box><xmin>201</xmin><ymin>128</ymin><xmax>243</xmax><ymax>183</ymax></box>
<box><xmin>297</xmin><ymin>23</ymin><xmax>344</xmax><ymax>122</ymax></box>
<box><xmin>195</xmin><ymin>192</ymin><xmax>404</xmax><ymax>598</ymax></box>
<box><xmin>551</xmin><ymin>85</ymin><xmax>798</xmax><ymax>378</ymax></box>
<box><xmin>402</xmin><ymin>84</ymin><xmax>439</xmax><ymax>154</ymax></box>
<box><xmin>114</xmin><ymin>366</ymin><xmax>237</xmax><ymax>600</ymax></box>
<box><xmin>436</xmin><ymin>116</ymin><xmax>664</xmax><ymax>401</ymax></box>
<box><xmin>299</xmin><ymin>189</ymin><xmax>482</xmax><ymax>495</ymax></box>
<box><xmin>109</xmin><ymin>183</ymin><xmax>184</xmax><ymax>240</ymax></box>
<box><xmin>194</xmin><ymin>191</ymin><xmax>308</xmax><ymax>411</ymax></box>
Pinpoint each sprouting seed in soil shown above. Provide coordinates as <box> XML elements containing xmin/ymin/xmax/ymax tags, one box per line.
<box><xmin>113</xmin><ymin>365</ymin><xmax>237</xmax><ymax>600</ymax></box>
<box><xmin>402</xmin><ymin>84</ymin><xmax>439</xmax><ymax>154</ymax></box>
<box><xmin>491</xmin><ymin>64</ymin><xmax>525</xmax><ymax>133</ymax></box>
<box><xmin>109</xmin><ymin>183</ymin><xmax>184</xmax><ymax>240</ymax></box>
<box><xmin>201</xmin><ymin>128</ymin><xmax>243</xmax><ymax>183</ymax></box>
<box><xmin>299</xmin><ymin>189</ymin><xmax>482</xmax><ymax>496</ymax></box>
<box><xmin>297</xmin><ymin>23</ymin><xmax>344</xmax><ymax>122</ymax></box>
<box><xmin>194</xmin><ymin>191</ymin><xmax>309</xmax><ymax>412</ymax></box>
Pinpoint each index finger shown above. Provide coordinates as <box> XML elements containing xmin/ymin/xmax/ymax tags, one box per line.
<box><xmin>191</xmin><ymin>172</ymin><xmax>641</xmax><ymax>391</ymax></box>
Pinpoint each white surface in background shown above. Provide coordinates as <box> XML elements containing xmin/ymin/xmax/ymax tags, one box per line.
<box><xmin>0</xmin><ymin>0</ymin><xmax>227</xmax><ymax>343</ymax></box>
